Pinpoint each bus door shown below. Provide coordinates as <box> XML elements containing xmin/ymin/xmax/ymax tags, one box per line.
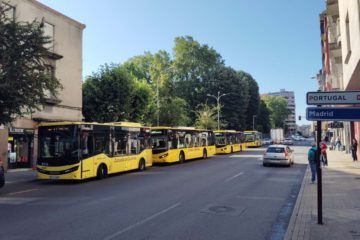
<box><xmin>80</xmin><ymin>125</ymin><xmax>94</xmax><ymax>178</ymax></box>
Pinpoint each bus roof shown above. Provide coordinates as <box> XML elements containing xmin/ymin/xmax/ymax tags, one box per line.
<box><xmin>151</xmin><ymin>126</ymin><xmax>210</xmax><ymax>132</ymax></box>
<box><xmin>39</xmin><ymin>121</ymin><xmax>146</xmax><ymax>128</ymax></box>
<box><xmin>214</xmin><ymin>130</ymin><xmax>237</xmax><ymax>133</ymax></box>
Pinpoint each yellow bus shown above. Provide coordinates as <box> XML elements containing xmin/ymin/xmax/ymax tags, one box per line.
<box><xmin>244</xmin><ymin>130</ymin><xmax>262</xmax><ymax>147</ymax></box>
<box><xmin>214</xmin><ymin>130</ymin><xmax>246</xmax><ymax>154</ymax></box>
<box><xmin>37</xmin><ymin>122</ymin><xmax>152</xmax><ymax>180</ymax></box>
<box><xmin>151</xmin><ymin>127</ymin><xmax>216</xmax><ymax>163</ymax></box>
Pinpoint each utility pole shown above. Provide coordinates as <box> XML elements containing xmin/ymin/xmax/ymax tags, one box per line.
<box><xmin>207</xmin><ymin>91</ymin><xmax>228</xmax><ymax>130</ymax></box>
<box><xmin>253</xmin><ymin>115</ymin><xmax>257</xmax><ymax>131</ymax></box>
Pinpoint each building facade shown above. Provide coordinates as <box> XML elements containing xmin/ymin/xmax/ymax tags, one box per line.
<box><xmin>263</xmin><ymin>89</ymin><xmax>297</xmax><ymax>134</ymax></box>
<box><xmin>318</xmin><ymin>0</ymin><xmax>360</xmax><ymax>153</ymax></box>
<box><xmin>0</xmin><ymin>0</ymin><xmax>85</xmax><ymax>170</ymax></box>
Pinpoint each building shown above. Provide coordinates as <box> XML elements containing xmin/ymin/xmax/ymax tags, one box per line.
<box><xmin>318</xmin><ymin>0</ymin><xmax>360</xmax><ymax>152</ymax></box>
<box><xmin>262</xmin><ymin>89</ymin><xmax>297</xmax><ymax>134</ymax></box>
<box><xmin>0</xmin><ymin>0</ymin><xmax>85</xmax><ymax>170</ymax></box>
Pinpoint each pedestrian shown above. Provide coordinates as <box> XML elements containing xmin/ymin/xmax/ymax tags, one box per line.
<box><xmin>335</xmin><ymin>137</ymin><xmax>341</xmax><ymax>151</ymax></box>
<box><xmin>330</xmin><ymin>136</ymin><xmax>335</xmax><ymax>150</ymax></box>
<box><xmin>351</xmin><ymin>138</ymin><xmax>358</xmax><ymax>162</ymax></box>
<box><xmin>320</xmin><ymin>140</ymin><xmax>328</xmax><ymax>166</ymax></box>
<box><xmin>308</xmin><ymin>143</ymin><xmax>317</xmax><ymax>183</ymax></box>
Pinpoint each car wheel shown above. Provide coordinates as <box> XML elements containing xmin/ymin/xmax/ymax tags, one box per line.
<box><xmin>0</xmin><ymin>167</ymin><xmax>4</xmax><ymax>188</ymax></box>
<box><xmin>263</xmin><ymin>162</ymin><xmax>267</xmax><ymax>167</ymax></box>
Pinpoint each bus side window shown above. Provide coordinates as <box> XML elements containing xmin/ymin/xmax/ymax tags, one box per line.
<box><xmin>93</xmin><ymin>126</ymin><xmax>111</xmax><ymax>155</ymax></box>
<box><xmin>81</xmin><ymin>131</ymin><xmax>93</xmax><ymax>158</ymax></box>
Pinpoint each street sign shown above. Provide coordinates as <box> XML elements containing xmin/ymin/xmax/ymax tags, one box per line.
<box><xmin>306</xmin><ymin>107</ymin><xmax>360</xmax><ymax>121</ymax></box>
<box><xmin>307</xmin><ymin>91</ymin><xmax>360</xmax><ymax>105</ymax></box>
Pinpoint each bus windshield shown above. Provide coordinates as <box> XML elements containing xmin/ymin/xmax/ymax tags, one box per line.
<box><xmin>215</xmin><ymin>133</ymin><xmax>226</xmax><ymax>146</ymax></box>
<box><xmin>38</xmin><ymin>125</ymin><xmax>79</xmax><ymax>166</ymax></box>
<box><xmin>244</xmin><ymin>134</ymin><xmax>255</xmax><ymax>142</ymax></box>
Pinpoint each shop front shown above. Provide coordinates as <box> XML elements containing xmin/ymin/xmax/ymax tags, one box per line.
<box><xmin>7</xmin><ymin>128</ymin><xmax>34</xmax><ymax>169</ymax></box>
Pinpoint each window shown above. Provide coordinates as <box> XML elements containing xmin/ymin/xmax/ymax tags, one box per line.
<box><xmin>1</xmin><ymin>2</ymin><xmax>15</xmax><ymax>20</ymax></box>
<box><xmin>345</xmin><ymin>12</ymin><xmax>351</xmax><ymax>63</ymax></box>
<box><xmin>43</xmin><ymin>22</ymin><xmax>55</xmax><ymax>51</ymax></box>
<box><xmin>114</xmin><ymin>127</ymin><xmax>140</xmax><ymax>155</ymax></box>
<box><xmin>93</xmin><ymin>125</ymin><xmax>111</xmax><ymax>155</ymax></box>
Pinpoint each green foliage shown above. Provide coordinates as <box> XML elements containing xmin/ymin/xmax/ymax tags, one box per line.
<box><xmin>158</xmin><ymin>97</ymin><xmax>190</xmax><ymax>126</ymax></box>
<box><xmin>242</xmin><ymin>73</ymin><xmax>260</xmax><ymax>130</ymax></box>
<box><xmin>83</xmin><ymin>35</ymin><xmax>264</xmax><ymax>130</ymax></box>
<box><xmin>194</xmin><ymin>103</ymin><xmax>217</xmax><ymax>130</ymax></box>
<box><xmin>257</xmin><ymin>100</ymin><xmax>271</xmax><ymax>134</ymax></box>
<box><xmin>262</xmin><ymin>96</ymin><xmax>291</xmax><ymax>128</ymax></box>
<box><xmin>0</xmin><ymin>5</ymin><xmax>62</xmax><ymax>125</ymax></box>
<box><xmin>83</xmin><ymin>64</ymin><xmax>134</xmax><ymax>122</ymax></box>
<box><xmin>172</xmin><ymin>36</ymin><xmax>224</xmax><ymax>121</ymax></box>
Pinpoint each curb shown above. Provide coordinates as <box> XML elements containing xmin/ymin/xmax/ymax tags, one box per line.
<box><xmin>284</xmin><ymin>164</ymin><xmax>309</xmax><ymax>240</ymax></box>
<box><xmin>7</xmin><ymin>168</ymin><xmax>33</xmax><ymax>173</ymax></box>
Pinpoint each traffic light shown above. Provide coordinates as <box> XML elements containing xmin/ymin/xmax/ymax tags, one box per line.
<box><xmin>298</xmin><ymin>116</ymin><xmax>301</xmax><ymax>121</ymax></box>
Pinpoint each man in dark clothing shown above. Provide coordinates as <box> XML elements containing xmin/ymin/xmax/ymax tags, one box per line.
<box><xmin>308</xmin><ymin>144</ymin><xmax>317</xmax><ymax>183</ymax></box>
<box><xmin>351</xmin><ymin>138</ymin><xmax>358</xmax><ymax>162</ymax></box>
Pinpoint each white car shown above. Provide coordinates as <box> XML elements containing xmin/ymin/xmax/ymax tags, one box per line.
<box><xmin>263</xmin><ymin>145</ymin><xmax>294</xmax><ymax>167</ymax></box>
<box><xmin>262</xmin><ymin>138</ymin><xmax>273</xmax><ymax>145</ymax></box>
<box><xmin>283</xmin><ymin>138</ymin><xmax>294</xmax><ymax>145</ymax></box>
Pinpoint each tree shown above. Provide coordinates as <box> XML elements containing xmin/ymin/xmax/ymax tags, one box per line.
<box><xmin>0</xmin><ymin>5</ymin><xmax>62</xmax><ymax>125</ymax></box>
<box><xmin>194</xmin><ymin>103</ymin><xmax>217</xmax><ymax>130</ymax></box>
<box><xmin>205</xmin><ymin>67</ymin><xmax>250</xmax><ymax>130</ymax></box>
<box><xmin>262</xmin><ymin>96</ymin><xmax>291</xmax><ymax>128</ymax></box>
<box><xmin>257</xmin><ymin>100</ymin><xmax>271</xmax><ymax>134</ymax></box>
<box><xmin>82</xmin><ymin>65</ymin><xmax>134</xmax><ymax>122</ymax></box>
<box><xmin>158</xmin><ymin>97</ymin><xmax>190</xmax><ymax>126</ymax></box>
<box><xmin>241</xmin><ymin>72</ymin><xmax>260</xmax><ymax>130</ymax></box>
<box><xmin>172</xmin><ymin>36</ymin><xmax>224</xmax><ymax>122</ymax></box>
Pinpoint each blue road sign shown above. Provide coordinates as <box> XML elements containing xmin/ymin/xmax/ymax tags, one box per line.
<box><xmin>306</xmin><ymin>107</ymin><xmax>360</xmax><ymax>121</ymax></box>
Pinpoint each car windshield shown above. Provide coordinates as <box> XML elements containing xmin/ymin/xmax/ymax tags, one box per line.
<box><xmin>38</xmin><ymin>125</ymin><xmax>79</xmax><ymax>166</ymax></box>
<box><xmin>267</xmin><ymin>147</ymin><xmax>285</xmax><ymax>153</ymax></box>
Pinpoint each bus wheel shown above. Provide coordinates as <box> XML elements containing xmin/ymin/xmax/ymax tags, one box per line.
<box><xmin>203</xmin><ymin>149</ymin><xmax>207</xmax><ymax>159</ymax></box>
<box><xmin>97</xmin><ymin>164</ymin><xmax>107</xmax><ymax>179</ymax></box>
<box><xmin>138</xmin><ymin>159</ymin><xmax>146</xmax><ymax>171</ymax></box>
<box><xmin>179</xmin><ymin>152</ymin><xmax>185</xmax><ymax>163</ymax></box>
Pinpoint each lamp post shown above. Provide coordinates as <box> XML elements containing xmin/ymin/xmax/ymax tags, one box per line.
<box><xmin>207</xmin><ymin>91</ymin><xmax>228</xmax><ymax>130</ymax></box>
<box><xmin>253</xmin><ymin>115</ymin><xmax>257</xmax><ymax>131</ymax></box>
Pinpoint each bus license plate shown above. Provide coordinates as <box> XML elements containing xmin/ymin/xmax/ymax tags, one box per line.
<box><xmin>50</xmin><ymin>176</ymin><xmax>59</xmax><ymax>180</ymax></box>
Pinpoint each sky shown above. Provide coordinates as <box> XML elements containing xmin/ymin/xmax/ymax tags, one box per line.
<box><xmin>39</xmin><ymin>0</ymin><xmax>325</xmax><ymax>125</ymax></box>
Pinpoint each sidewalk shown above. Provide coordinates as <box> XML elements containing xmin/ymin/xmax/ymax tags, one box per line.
<box><xmin>285</xmin><ymin>150</ymin><xmax>360</xmax><ymax>240</ymax></box>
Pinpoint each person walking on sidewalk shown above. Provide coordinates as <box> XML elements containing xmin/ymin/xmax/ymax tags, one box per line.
<box><xmin>308</xmin><ymin>143</ymin><xmax>317</xmax><ymax>183</ymax></box>
<box><xmin>321</xmin><ymin>140</ymin><xmax>328</xmax><ymax>166</ymax></box>
<box><xmin>351</xmin><ymin>138</ymin><xmax>358</xmax><ymax>162</ymax></box>
<box><xmin>335</xmin><ymin>137</ymin><xmax>341</xmax><ymax>151</ymax></box>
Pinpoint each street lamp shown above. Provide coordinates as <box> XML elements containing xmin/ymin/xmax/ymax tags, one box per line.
<box><xmin>206</xmin><ymin>91</ymin><xmax>228</xmax><ymax>130</ymax></box>
<box><xmin>253</xmin><ymin>115</ymin><xmax>257</xmax><ymax>131</ymax></box>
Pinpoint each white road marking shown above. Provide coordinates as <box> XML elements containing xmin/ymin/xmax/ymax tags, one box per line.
<box><xmin>229</xmin><ymin>155</ymin><xmax>262</xmax><ymax>158</ymax></box>
<box><xmin>7</xmin><ymin>188</ymin><xmax>39</xmax><ymax>196</ymax></box>
<box><xmin>103</xmin><ymin>202</ymin><xmax>181</xmax><ymax>240</ymax></box>
<box><xmin>224</xmin><ymin>172</ymin><xmax>244</xmax><ymax>182</ymax></box>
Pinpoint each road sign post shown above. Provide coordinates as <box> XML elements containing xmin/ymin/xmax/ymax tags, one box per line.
<box><xmin>307</xmin><ymin>91</ymin><xmax>360</xmax><ymax>225</ymax></box>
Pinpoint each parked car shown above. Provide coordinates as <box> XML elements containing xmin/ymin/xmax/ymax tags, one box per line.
<box><xmin>283</xmin><ymin>138</ymin><xmax>294</xmax><ymax>145</ymax></box>
<box><xmin>0</xmin><ymin>161</ymin><xmax>4</xmax><ymax>188</ymax></box>
<box><xmin>262</xmin><ymin>138</ymin><xmax>273</xmax><ymax>145</ymax></box>
<box><xmin>263</xmin><ymin>145</ymin><xmax>294</xmax><ymax>167</ymax></box>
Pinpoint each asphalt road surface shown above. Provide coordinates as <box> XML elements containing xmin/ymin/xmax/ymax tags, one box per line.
<box><xmin>0</xmin><ymin>147</ymin><xmax>308</xmax><ymax>240</ymax></box>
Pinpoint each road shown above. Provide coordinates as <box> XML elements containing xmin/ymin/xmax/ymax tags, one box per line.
<box><xmin>0</xmin><ymin>147</ymin><xmax>308</xmax><ymax>240</ymax></box>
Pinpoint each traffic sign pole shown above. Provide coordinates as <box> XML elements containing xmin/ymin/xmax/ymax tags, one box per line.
<box><xmin>316</xmin><ymin>120</ymin><xmax>323</xmax><ymax>224</ymax></box>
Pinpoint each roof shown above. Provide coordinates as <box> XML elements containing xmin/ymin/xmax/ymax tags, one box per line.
<box><xmin>214</xmin><ymin>130</ymin><xmax>237</xmax><ymax>133</ymax></box>
<box><xmin>38</xmin><ymin>121</ymin><xmax>146</xmax><ymax>128</ymax></box>
<box><xmin>151</xmin><ymin>126</ymin><xmax>210</xmax><ymax>132</ymax></box>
